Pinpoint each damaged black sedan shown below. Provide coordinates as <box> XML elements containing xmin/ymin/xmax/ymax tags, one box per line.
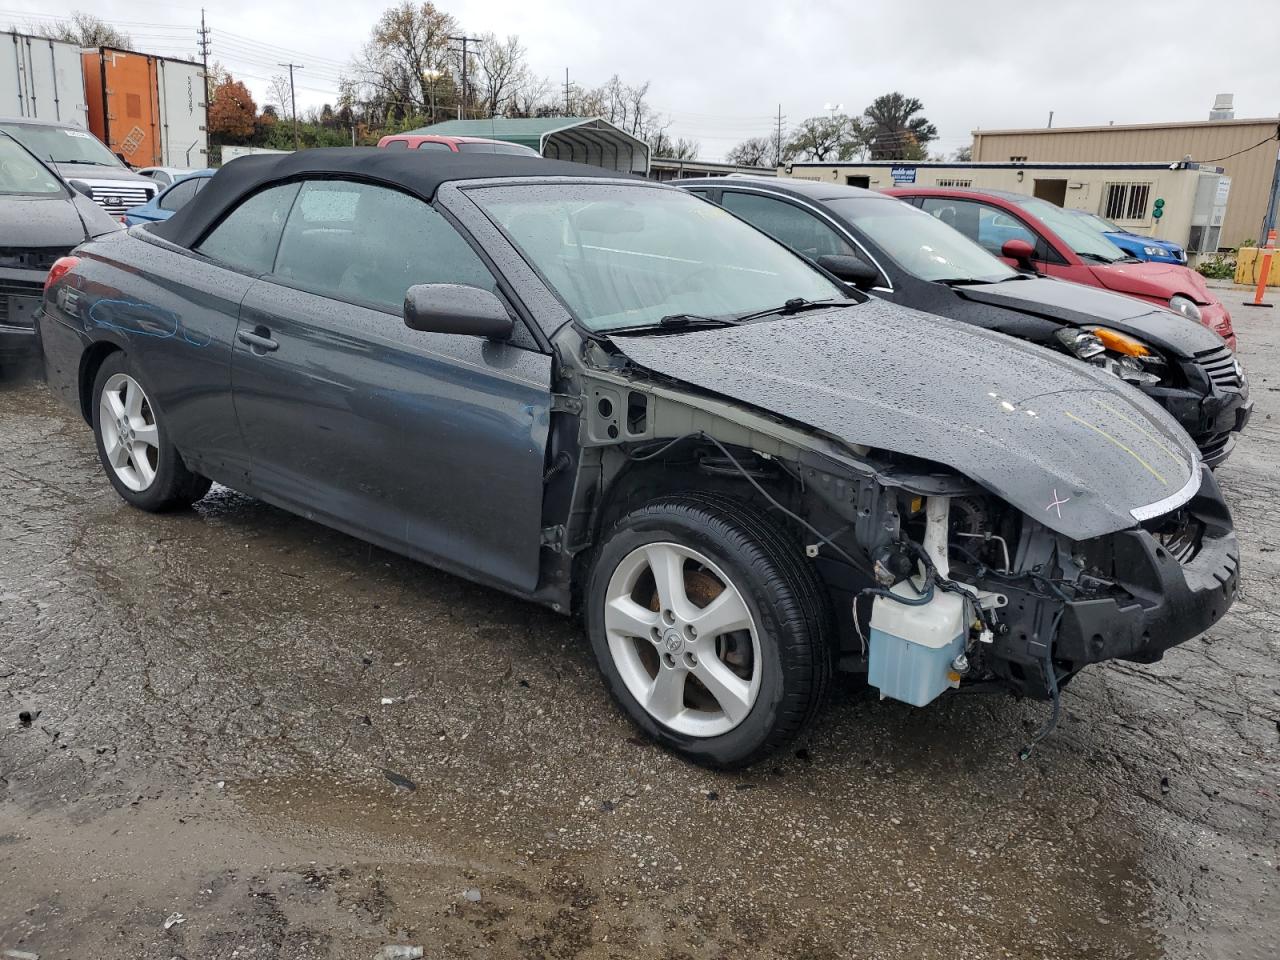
<box><xmin>38</xmin><ymin>150</ymin><xmax>1239</xmax><ymax>767</ymax></box>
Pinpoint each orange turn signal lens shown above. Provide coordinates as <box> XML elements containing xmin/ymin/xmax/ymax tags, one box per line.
<box><xmin>1092</xmin><ymin>328</ymin><xmax>1151</xmax><ymax>358</ymax></box>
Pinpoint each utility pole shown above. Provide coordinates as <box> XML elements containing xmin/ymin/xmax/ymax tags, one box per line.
<box><xmin>197</xmin><ymin>9</ymin><xmax>210</xmax><ymax>164</ymax></box>
<box><xmin>774</xmin><ymin>104</ymin><xmax>785</xmax><ymax>167</ymax></box>
<box><xmin>1047</xmin><ymin>110</ymin><xmax>1054</xmax><ymax>128</ymax></box>
<box><xmin>564</xmin><ymin>68</ymin><xmax>570</xmax><ymax>116</ymax></box>
<box><xmin>278</xmin><ymin>62</ymin><xmax>303</xmax><ymax>150</ymax></box>
<box><xmin>448</xmin><ymin>35</ymin><xmax>483</xmax><ymax>120</ymax></box>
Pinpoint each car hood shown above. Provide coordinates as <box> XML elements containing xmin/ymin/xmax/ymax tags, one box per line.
<box><xmin>612</xmin><ymin>301</ymin><xmax>1200</xmax><ymax>540</ymax></box>
<box><xmin>54</xmin><ymin>163</ymin><xmax>153</xmax><ymax>184</ymax></box>
<box><xmin>1112</xmin><ymin>230</ymin><xmax>1180</xmax><ymax>251</ymax></box>
<box><xmin>954</xmin><ymin>276</ymin><xmax>1226</xmax><ymax>358</ymax></box>
<box><xmin>1089</xmin><ymin>260</ymin><xmax>1215</xmax><ymax>304</ymax></box>
<box><xmin>0</xmin><ymin>195</ymin><xmax>89</xmax><ymax>246</ymax></box>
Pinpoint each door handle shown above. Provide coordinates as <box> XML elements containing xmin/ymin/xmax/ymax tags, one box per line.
<box><xmin>237</xmin><ymin>328</ymin><xmax>278</xmax><ymax>352</ymax></box>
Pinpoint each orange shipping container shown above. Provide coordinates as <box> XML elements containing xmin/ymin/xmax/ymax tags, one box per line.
<box><xmin>82</xmin><ymin>48</ymin><xmax>161</xmax><ymax>167</ymax></box>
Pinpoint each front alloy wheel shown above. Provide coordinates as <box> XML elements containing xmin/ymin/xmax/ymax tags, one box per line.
<box><xmin>587</xmin><ymin>492</ymin><xmax>832</xmax><ymax>767</ymax></box>
<box><xmin>604</xmin><ymin>542</ymin><xmax>761</xmax><ymax>738</ymax></box>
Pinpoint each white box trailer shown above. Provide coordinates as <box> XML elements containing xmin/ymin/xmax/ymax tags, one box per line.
<box><xmin>155</xmin><ymin>56</ymin><xmax>207</xmax><ymax>167</ymax></box>
<box><xmin>1</xmin><ymin>31</ymin><xmax>87</xmax><ymax>124</ymax></box>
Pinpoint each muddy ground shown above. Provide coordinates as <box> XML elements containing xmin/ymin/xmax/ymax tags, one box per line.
<box><xmin>1</xmin><ymin>285</ymin><xmax>1276</xmax><ymax>960</ymax></box>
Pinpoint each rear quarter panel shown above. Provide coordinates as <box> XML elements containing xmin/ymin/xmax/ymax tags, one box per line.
<box><xmin>41</xmin><ymin>228</ymin><xmax>258</xmax><ymax>484</ymax></box>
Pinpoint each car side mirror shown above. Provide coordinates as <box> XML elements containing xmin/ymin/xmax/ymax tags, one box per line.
<box><xmin>403</xmin><ymin>284</ymin><xmax>513</xmax><ymax>339</ymax></box>
<box><xmin>1001</xmin><ymin>238</ymin><xmax>1038</xmax><ymax>272</ymax></box>
<box><xmin>816</xmin><ymin>254</ymin><xmax>880</xmax><ymax>291</ymax></box>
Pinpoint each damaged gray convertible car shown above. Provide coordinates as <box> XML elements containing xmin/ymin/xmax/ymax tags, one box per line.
<box><xmin>38</xmin><ymin>150</ymin><xmax>1239</xmax><ymax>766</ymax></box>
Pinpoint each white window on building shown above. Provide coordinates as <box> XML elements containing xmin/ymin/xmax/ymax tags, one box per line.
<box><xmin>1103</xmin><ymin>182</ymin><xmax>1152</xmax><ymax>222</ymax></box>
<box><xmin>935</xmin><ymin>178</ymin><xmax>973</xmax><ymax>188</ymax></box>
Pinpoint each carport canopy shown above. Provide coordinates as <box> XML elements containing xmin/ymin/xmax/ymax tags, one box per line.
<box><xmin>403</xmin><ymin>117</ymin><xmax>650</xmax><ymax>175</ymax></box>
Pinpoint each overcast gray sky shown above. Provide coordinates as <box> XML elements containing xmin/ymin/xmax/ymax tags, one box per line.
<box><xmin>5</xmin><ymin>0</ymin><xmax>1276</xmax><ymax>159</ymax></box>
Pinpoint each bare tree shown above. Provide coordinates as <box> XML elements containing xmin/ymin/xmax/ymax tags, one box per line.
<box><xmin>725</xmin><ymin>136</ymin><xmax>772</xmax><ymax>167</ymax></box>
<box><xmin>784</xmin><ymin>115</ymin><xmax>864</xmax><ymax>162</ymax></box>
<box><xmin>266</xmin><ymin>74</ymin><xmax>293</xmax><ymax>118</ymax></box>
<box><xmin>509</xmin><ymin>75</ymin><xmax>555</xmax><ymax>118</ymax></box>
<box><xmin>343</xmin><ymin>1</ymin><xmax>456</xmax><ymax>126</ymax></box>
<box><xmin>471</xmin><ymin>33</ymin><xmax>530</xmax><ymax>118</ymax></box>
<box><xmin>34</xmin><ymin>11</ymin><xmax>131</xmax><ymax>49</ymax></box>
<box><xmin>649</xmin><ymin>131</ymin><xmax>698</xmax><ymax>159</ymax></box>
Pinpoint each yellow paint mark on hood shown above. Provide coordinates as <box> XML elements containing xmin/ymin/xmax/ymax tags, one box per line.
<box><xmin>1064</xmin><ymin>410</ymin><xmax>1168</xmax><ymax>486</ymax></box>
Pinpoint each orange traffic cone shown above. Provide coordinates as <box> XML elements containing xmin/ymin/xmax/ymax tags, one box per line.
<box><xmin>1243</xmin><ymin>229</ymin><xmax>1276</xmax><ymax>309</ymax></box>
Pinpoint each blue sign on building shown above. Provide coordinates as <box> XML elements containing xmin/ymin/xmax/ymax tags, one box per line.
<box><xmin>890</xmin><ymin>165</ymin><xmax>917</xmax><ymax>184</ymax></box>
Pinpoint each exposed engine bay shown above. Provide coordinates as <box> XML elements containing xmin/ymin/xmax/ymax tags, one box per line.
<box><xmin>544</xmin><ymin>345</ymin><xmax>1239</xmax><ymax>755</ymax></box>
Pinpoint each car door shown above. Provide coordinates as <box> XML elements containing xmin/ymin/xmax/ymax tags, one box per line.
<box><xmin>230</xmin><ymin>178</ymin><xmax>553</xmax><ymax>592</ymax></box>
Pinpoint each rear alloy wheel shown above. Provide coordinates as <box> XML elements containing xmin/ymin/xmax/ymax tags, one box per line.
<box><xmin>91</xmin><ymin>352</ymin><xmax>211</xmax><ymax>511</ymax></box>
<box><xmin>587</xmin><ymin>493</ymin><xmax>832</xmax><ymax>767</ymax></box>
<box><xmin>98</xmin><ymin>371</ymin><xmax>160</xmax><ymax>492</ymax></box>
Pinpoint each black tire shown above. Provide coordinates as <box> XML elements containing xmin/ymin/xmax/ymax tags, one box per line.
<box><xmin>90</xmin><ymin>352</ymin><xmax>211</xmax><ymax>512</ymax></box>
<box><xmin>586</xmin><ymin>491</ymin><xmax>833</xmax><ymax>768</ymax></box>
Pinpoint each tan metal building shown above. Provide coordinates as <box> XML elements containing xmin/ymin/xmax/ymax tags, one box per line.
<box><xmin>782</xmin><ymin>160</ymin><xmax>1231</xmax><ymax>258</ymax></box>
<box><xmin>970</xmin><ymin>117</ymin><xmax>1278</xmax><ymax>249</ymax></box>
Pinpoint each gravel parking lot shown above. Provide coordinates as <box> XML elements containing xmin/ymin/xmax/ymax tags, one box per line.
<box><xmin>1</xmin><ymin>284</ymin><xmax>1276</xmax><ymax>960</ymax></box>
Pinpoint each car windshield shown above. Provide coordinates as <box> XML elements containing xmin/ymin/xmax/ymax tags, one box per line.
<box><xmin>1014</xmin><ymin>196</ymin><xmax>1127</xmax><ymax>262</ymax></box>
<box><xmin>0</xmin><ymin>135</ymin><xmax>65</xmax><ymax>195</ymax></box>
<box><xmin>0</xmin><ymin>122</ymin><xmax>123</xmax><ymax>167</ymax></box>
<box><xmin>1073</xmin><ymin>210</ymin><xmax>1124</xmax><ymax>234</ymax></box>
<box><xmin>824</xmin><ymin>196</ymin><xmax>1017</xmax><ymax>283</ymax></box>
<box><xmin>471</xmin><ymin>183</ymin><xmax>847</xmax><ymax>331</ymax></box>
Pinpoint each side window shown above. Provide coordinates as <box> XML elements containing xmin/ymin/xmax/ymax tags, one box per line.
<box><xmin>684</xmin><ymin>189</ymin><xmax>711</xmax><ymax>199</ymax></box>
<box><xmin>720</xmin><ymin>191</ymin><xmax>855</xmax><ymax>259</ymax></box>
<box><xmin>271</xmin><ymin>180</ymin><xmax>497</xmax><ymax>312</ymax></box>
<box><xmin>383</xmin><ymin>139</ymin><xmax>409</xmax><ymax>150</ymax></box>
<box><xmin>158</xmin><ymin>177</ymin><xmax>200</xmax><ymax>211</ymax></box>
<box><xmin>195</xmin><ymin>182</ymin><xmax>301</xmax><ymax>273</ymax></box>
<box><xmin>919</xmin><ymin>198</ymin><xmax>1035</xmax><ymax>255</ymax></box>
<box><xmin>415</xmin><ymin>140</ymin><xmax>453</xmax><ymax>151</ymax></box>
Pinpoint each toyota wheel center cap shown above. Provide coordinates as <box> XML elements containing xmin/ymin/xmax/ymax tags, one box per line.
<box><xmin>663</xmin><ymin>628</ymin><xmax>683</xmax><ymax>654</ymax></box>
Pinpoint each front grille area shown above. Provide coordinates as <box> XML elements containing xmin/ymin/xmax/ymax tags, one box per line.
<box><xmin>0</xmin><ymin>280</ymin><xmax>44</xmax><ymax>298</ymax></box>
<box><xmin>1145</xmin><ymin>508</ymin><xmax>1204</xmax><ymax>565</ymax></box>
<box><xmin>1194</xmin><ymin>345</ymin><xmax>1243</xmax><ymax>390</ymax></box>
<box><xmin>87</xmin><ymin>184</ymin><xmax>153</xmax><ymax>216</ymax></box>
<box><xmin>0</xmin><ymin>247</ymin><xmax>72</xmax><ymax>271</ymax></box>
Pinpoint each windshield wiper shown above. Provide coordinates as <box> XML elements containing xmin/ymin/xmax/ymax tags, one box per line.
<box><xmin>606</xmin><ymin>313</ymin><xmax>742</xmax><ymax>336</ymax></box>
<box><xmin>657</xmin><ymin>313</ymin><xmax>741</xmax><ymax>329</ymax></box>
<box><xmin>934</xmin><ymin>277</ymin><xmax>990</xmax><ymax>286</ymax></box>
<box><xmin>736</xmin><ymin>297</ymin><xmax>846</xmax><ymax>322</ymax></box>
<box><xmin>1077</xmin><ymin>252</ymin><xmax>1121</xmax><ymax>265</ymax></box>
<box><xmin>48</xmin><ymin>158</ymin><xmax>113</xmax><ymax>166</ymax></box>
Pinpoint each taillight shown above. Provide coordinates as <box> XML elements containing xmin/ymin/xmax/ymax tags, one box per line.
<box><xmin>44</xmin><ymin>255</ymin><xmax>80</xmax><ymax>293</ymax></box>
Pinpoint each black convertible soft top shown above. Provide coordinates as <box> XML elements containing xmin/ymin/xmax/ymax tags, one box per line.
<box><xmin>150</xmin><ymin>147</ymin><xmax>631</xmax><ymax>248</ymax></box>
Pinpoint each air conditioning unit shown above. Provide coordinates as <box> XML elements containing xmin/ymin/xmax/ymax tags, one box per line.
<box><xmin>1187</xmin><ymin>171</ymin><xmax>1231</xmax><ymax>254</ymax></box>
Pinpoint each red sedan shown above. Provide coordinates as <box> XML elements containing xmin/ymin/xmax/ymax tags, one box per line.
<box><xmin>886</xmin><ymin>187</ymin><xmax>1236</xmax><ymax>348</ymax></box>
<box><xmin>376</xmin><ymin>133</ymin><xmax>540</xmax><ymax>156</ymax></box>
